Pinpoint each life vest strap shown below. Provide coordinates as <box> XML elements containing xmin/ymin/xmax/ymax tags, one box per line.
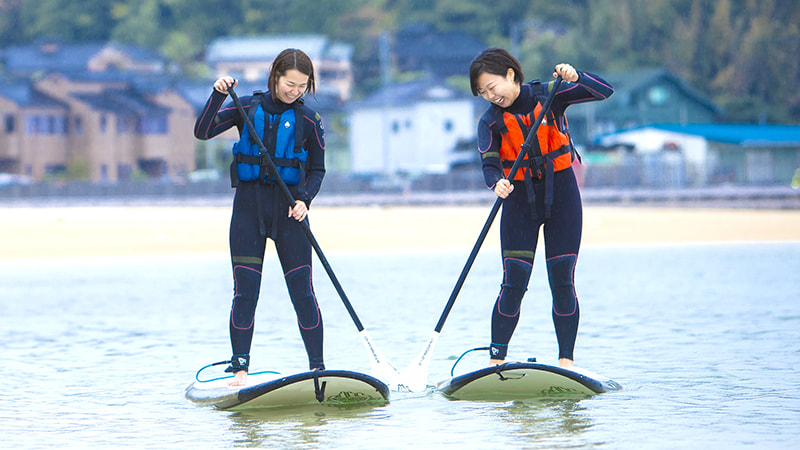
<box><xmin>501</xmin><ymin>144</ymin><xmax>571</xmax><ymax>173</ymax></box>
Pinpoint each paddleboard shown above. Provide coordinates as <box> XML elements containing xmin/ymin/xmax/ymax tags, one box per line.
<box><xmin>186</xmin><ymin>369</ymin><xmax>390</xmax><ymax>410</ymax></box>
<box><xmin>437</xmin><ymin>362</ymin><xmax>621</xmax><ymax>400</ymax></box>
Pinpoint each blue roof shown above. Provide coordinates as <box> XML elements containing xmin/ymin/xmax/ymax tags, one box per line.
<box><xmin>649</xmin><ymin>123</ymin><xmax>800</xmax><ymax>147</ymax></box>
<box><xmin>1</xmin><ymin>39</ymin><xmax>166</xmax><ymax>75</ymax></box>
<box><xmin>72</xmin><ymin>88</ymin><xmax>169</xmax><ymax>116</ymax></box>
<box><xmin>0</xmin><ymin>78</ymin><xmax>66</xmax><ymax>108</ymax></box>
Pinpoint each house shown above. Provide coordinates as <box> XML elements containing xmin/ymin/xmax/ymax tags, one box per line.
<box><xmin>393</xmin><ymin>24</ymin><xmax>486</xmax><ymax>78</ymax></box>
<box><xmin>567</xmin><ymin>68</ymin><xmax>721</xmax><ymax>147</ymax></box>
<box><xmin>205</xmin><ymin>35</ymin><xmax>354</xmax><ymax>101</ymax></box>
<box><xmin>0</xmin><ymin>73</ymin><xmax>195</xmax><ymax>182</ymax></box>
<box><xmin>348</xmin><ymin>80</ymin><xmax>476</xmax><ymax>175</ymax></box>
<box><xmin>595</xmin><ymin>123</ymin><xmax>800</xmax><ymax>186</ymax></box>
<box><xmin>0</xmin><ymin>39</ymin><xmax>195</xmax><ymax>183</ymax></box>
<box><xmin>0</xmin><ymin>78</ymin><xmax>70</xmax><ymax>178</ymax></box>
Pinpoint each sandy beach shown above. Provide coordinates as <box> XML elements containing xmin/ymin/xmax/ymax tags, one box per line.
<box><xmin>1</xmin><ymin>204</ymin><xmax>799</xmax><ymax>259</ymax></box>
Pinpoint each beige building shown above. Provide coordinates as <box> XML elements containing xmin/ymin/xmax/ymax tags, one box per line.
<box><xmin>0</xmin><ymin>74</ymin><xmax>195</xmax><ymax>183</ymax></box>
<box><xmin>1</xmin><ymin>39</ymin><xmax>195</xmax><ymax>183</ymax></box>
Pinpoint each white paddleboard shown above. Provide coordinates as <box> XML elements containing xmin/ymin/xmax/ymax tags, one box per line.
<box><xmin>437</xmin><ymin>362</ymin><xmax>621</xmax><ymax>400</ymax></box>
<box><xmin>186</xmin><ymin>370</ymin><xmax>390</xmax><ymax>410</ymax></box>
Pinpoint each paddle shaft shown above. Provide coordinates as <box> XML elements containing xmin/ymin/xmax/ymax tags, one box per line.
<box><xmin>433</xmin><ymin>76</ymin><xmax>563</xmax><ymax>333</ymax></box>
<box><xmin>226</xmin><ymin>85</ymin><xmax>365</xmax><ymax>331</ymax></box>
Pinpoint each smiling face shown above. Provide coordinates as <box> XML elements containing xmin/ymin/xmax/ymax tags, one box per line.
<box><xmin>474</xmin><ymin>68</ymin><xmax>521</xmax><ymax>108</ymax></box>
<box><xmin>274</xmin><ymin>69</ymin><xmax>310</xmax><ymax>104</ymax></box>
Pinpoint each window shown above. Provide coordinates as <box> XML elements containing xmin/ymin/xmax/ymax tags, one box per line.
<box><xmin>140</xmin><ymin>116</ymin><xmax>168</xmax><ymax>134</ymax></box>
<box><xmin>25</xmin><ymin>115</ymin><xmax>44</xmax><ymax>134</ymax></box>
<box><xmin>74</xmin><ymin>116</ymin><xmax>83</xmax><ymax>135</ymax></box>
<box><xmin>4</xmin><ymin>115</ymin><xmax>14</xmax><ymax>133</ymax></box>
<box><xmin>45</xmin><ymin>164</ymin><xmax>67</xmax><ymax>175</ymax></box>
<box><xmin>100</xmin><ymin>115</ymin><xmax>107</xmax><ymax>133</ymax></box>
<box><xmin>443</xmin><ymin>119</ymin><xmax>453</xmax><ymax>132</ymax></box>
<box><xmin>648</xmin><ymin>86</ymin><xmax>668</xmax><ymax>106</ymax></box>
<box><xmin>49</xmin><ymin>116</ymin><xmax>68</xmax><ymax>135</ymax></box>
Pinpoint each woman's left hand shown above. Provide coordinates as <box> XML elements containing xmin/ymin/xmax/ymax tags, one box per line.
<box><xmin>553</xmin><ymin>63</ymin><xmax>579</xmax><ymax>83</ymax></box>
<box><xmin>289</xmin><ymin>200</ymin><xmax>308</xmax><ymax>222</ymax></box>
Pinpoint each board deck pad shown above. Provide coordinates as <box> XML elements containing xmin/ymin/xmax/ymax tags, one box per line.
<box><xmin>186</xmin><ymin>370</ymin><xmax>390</xmax><ymax>410</ymax></box>
<box><xmin>437</xmin><ymin>362</ymin><xmax>621</xmax><ymax>400</ymax></box>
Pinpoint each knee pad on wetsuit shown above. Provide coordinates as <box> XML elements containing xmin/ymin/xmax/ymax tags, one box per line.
<box><xmin>497</xmin><ymin>257</ymin><xmax>533</xmax><ymax>316</ymax></box>
<box><xmin>285</xmin><ymin>265</ymin><xmax>320</xmax><ymax>329</ymax></box>
<box><xmin>546</xmin><ymin>254</ymin><xmax>578</xmax><ymax>315</ymax></box>
<box><xmin>231</xmin><ymin>265</ymin><xmax>261</xmax><ymax>329</ymax></box>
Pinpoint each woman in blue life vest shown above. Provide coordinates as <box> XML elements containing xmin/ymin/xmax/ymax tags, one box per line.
<box><xmin>194</xmin><ymin>48</ymin><xmax>326</xmax><ymax>386</ymax></box>
<box><xmin>469</xmin><ymin>48</ymin><xmax>614</xmax><ymax>369</ymax></box>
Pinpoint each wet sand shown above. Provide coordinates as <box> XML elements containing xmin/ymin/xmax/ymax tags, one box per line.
<box><xmin>1</xmin><ymin>205</ymin><xmax>799</xmax><ymax>259</ymax></box>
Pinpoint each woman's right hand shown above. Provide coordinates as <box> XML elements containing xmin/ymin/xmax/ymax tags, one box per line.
<box><xmin>494</xmin><ymin>178</ymin><xmax>514</xmax><ymax>199</ymax></box>
<box><xmin>214</xmin><ymin>76</ymin><xmax>237</xmax><ymax>94</ymax></box>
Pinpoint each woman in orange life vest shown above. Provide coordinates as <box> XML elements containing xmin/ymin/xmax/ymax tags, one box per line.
<box><xmin>469</xmin><ymin>48</ymin><xmax>613</xmax><ymax>369</ymax></box>
<box><xmin>194</xmin><ymin>49</ymin><xmax>326</xmax><ymax>387</ymax></box>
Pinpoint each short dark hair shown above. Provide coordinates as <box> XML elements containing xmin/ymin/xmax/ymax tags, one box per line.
<box><xmin>268</xmin><ymin>48</ymin><xmax>316</xmax><ymax>101</ymax></box>
<box><xmin>468</xmin><ymin>48</ymin><xmax>524</xmax><ymax>97</ymax></box>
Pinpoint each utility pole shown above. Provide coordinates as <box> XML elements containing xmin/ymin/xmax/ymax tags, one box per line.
<box><xmin>379</xmin><ymin>31</ymin><xmax>392</xmax><ymax>176</ymax></box>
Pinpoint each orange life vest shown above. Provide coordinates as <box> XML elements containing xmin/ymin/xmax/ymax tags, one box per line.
<box><xmin>492</xmin><ymin>81</ymin><xmax>577</xmax><ymax>220</ymax></box>
<box><xmin>496</xmin><ymin>91</ymin><xmax>573</xmax><ymax>181</ymax></box>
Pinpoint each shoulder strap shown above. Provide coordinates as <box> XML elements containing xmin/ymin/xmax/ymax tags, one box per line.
<box><xmin>293</xmin><ymin>101</ymin><xmax>305</xmax><ymax>153</ymax></box>
<box><xmin>529</xmin><ymin>79</ymin><xmax>545</xmax><ymax>98</ymax></box>
<box><xmin>529</xmin><ymin>79</ymin><xmax>559</xmax><ymax>128</ymax></box>
<box><xmin>490</xmin><ymin>104</ymin><xmax>508</xmax><ymax>135</ymax></box>
<box><xmin>246</xmin><ymin>92</ymin><xmax>265</xmax><ymax>145</ymax></box>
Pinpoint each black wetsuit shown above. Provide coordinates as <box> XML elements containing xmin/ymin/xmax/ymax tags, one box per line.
<box><xmin>194</xmin><ymin>89</ymin><xmax>326</xmax><ymax>371</ymax></box>
<box><xmin>476</xmin><ymin>72</ymin><xmax>613</xmax><ymax>362</ymax></box>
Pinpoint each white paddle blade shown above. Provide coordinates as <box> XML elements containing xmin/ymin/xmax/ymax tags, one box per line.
<box><xmin>359</xmin><ymin>330</ymin><xmax>400</xmax><ymax>386</ymax></box>
<box><xmin>395</xmin><ymin>331</ymin><xmax>440</xmax><ymax>392</ymax></box>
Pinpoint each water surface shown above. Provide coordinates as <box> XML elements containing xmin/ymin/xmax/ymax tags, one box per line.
<box><xmin>1</xmin><ymin>241</ymin><xmax>798</xmax><ymax>448</ymax></box>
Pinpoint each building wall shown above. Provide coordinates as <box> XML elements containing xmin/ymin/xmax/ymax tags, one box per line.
<box><xmin>349</xmin><ymin>99</ymin><xmax>474</xmax><ymax>175</ymax></box>
<box><xmin>0</xmin><ymin>98</ymin><xmax>23</xmax><ymax>172</ymax></box>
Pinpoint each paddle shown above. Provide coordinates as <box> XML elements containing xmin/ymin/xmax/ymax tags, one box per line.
<box><xmin>396</xmin><ymin>76</ymin><xmax>564</xmax><ymax>392</ymax></box>
<box><xmin>226</xmin><ymin>83</ymin><xmax>399</xmax><ymax>386</ymax></box>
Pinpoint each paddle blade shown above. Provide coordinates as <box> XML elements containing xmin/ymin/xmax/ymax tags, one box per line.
<box><xmin>359</xmin><ymin>330</ymin><xmax>400</xmax><ymax>387</ymax></box>
<box><xmin>395</xmin><ymin>331</ymin><xmax>440</xmax><ymax>392</ymax></box>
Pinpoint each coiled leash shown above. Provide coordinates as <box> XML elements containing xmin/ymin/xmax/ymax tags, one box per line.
<box><xmin>195</xmin><ymin>359</ymin><xmax>279</xmax><ymax>383</ymax></box>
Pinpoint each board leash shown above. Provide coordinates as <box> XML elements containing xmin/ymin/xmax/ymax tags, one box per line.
<box><xmin>449</xmin><ymin>347</ymin><xmax>490</xmax><ymax>376</ymax></box>
<box><xmin>195</xmin><ymin>360</ymin><xmax>280</xmax><ymax>383</ymax></box>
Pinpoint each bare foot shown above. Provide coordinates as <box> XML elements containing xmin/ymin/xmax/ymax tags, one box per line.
<box><xmin>489</xmin><ymin>359</ymin><xmax>504</xmax><ymax>366</ymax></box>
<box><xmin>559</xmin><ymin>358</ymin><xmax>574</xmax><ymax>369</ymax></box>
<box><xmin>228</xmin><ymin>371</ymin><xmax>247</xmax><ymax>387</ymax></box>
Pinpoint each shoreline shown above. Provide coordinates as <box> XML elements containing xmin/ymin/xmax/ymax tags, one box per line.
<box><xmin>1</xmin><ymin>204</ymin><xmax>799</xmax><ymax>259</ymax></box>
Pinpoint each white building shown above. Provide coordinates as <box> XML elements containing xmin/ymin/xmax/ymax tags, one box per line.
<box><xmin>348</xmin><ymin>81</ymin><xmax>476</xmax><ymax>175</ymax></box>
<box><xmin>595</xmin><ymin>123</ymin><xmax>800</xmax><ymax>186</ymax></box>
<box><xmin>205</xmin><ymin>34</ymin><xmax>354</xmax><ymax>101</ymax></box>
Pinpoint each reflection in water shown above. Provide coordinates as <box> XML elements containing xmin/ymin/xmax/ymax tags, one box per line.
<box><xmin>226</xmin><ymin>403</ymin><xmax>387</xmax><ymax>447</ymax></box>
<box><xmin>499</xmin><ymin>399</ymin><xmax>593</xmax><ymax>439</ymax></box>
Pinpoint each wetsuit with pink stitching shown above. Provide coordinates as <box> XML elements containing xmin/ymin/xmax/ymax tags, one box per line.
<box><xmin>194</xmin><ymin>89</ymin><xmax>326</xmax><ymax>371</ymax></box>
<box><xmin>476</xmin><ymin>72</ymin><xmax>613</xmax><ymax>361</ymax></box>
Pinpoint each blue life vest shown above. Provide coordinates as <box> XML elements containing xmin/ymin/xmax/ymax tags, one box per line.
<box><xmin>231</xmin><ymin>93</ymin><xmax>306</xmax><ymax>186</ymax></box>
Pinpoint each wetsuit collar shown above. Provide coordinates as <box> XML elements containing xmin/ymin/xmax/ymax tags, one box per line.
<box><xmin>506</xmin><ymin>84</ymin><xmax>535</xmax><ymax>115</ymax></box>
